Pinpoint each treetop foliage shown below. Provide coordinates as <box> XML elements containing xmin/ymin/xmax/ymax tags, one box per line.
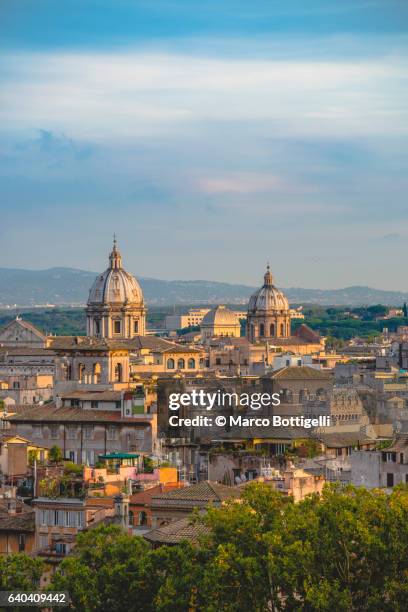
<box><xmin>47</xmin><ymin>483</ymin><xmax>408</xmax><ymax>612</ymax></box>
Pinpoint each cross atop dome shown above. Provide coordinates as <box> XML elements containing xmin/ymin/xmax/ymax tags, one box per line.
<box><xmin>264</xmin><ymin>263</ymin><xmax>273</xmax><ymax>287</ymax></box>
<box><xmin>109</xmin><ymin>234</ymin><xmax>122</xmax><ymax>269</ymax></box>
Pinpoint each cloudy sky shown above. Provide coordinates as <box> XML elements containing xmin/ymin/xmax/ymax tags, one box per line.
<box><xmin>1</xmin><ymin>0</ymin><xmax>407</xmax><ymax>289</ymax></box>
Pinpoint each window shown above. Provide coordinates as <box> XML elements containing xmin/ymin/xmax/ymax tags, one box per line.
<box><xmin>13</xmin><ymin>381</ymin><xmax>20</xmax><ymax>389</ymax></box>
<box><xmin>40</xmin><ymin>510</ymin><xmax>48</xmax><ymax>526</ymax></box>
<box><xmin>94</xmin><ymin>319</ymin><xmax>101</xmax><ymax>335</ymax></box>
<box><xmin>387</xmin><ymin>473</ymin><xmax>394</xmax><ymax>487</ymax></box>
<box><xmin>188</xmin><ymin>358</ymin><xmax>196</xmax><ymax>369</ymax></box>
<box><xmin>71</xmin><ymin>399</ymin><xmax>80</xmax><ymax>407</ymax></box>
<box><xmin>91</xmin><ymin>400</ymin><xmax>98</xmax><ymax>409</ymax></box>
<box><xmin>215</xmin><ymin>358</ymin><xmax>221</xmax><ymax>366</ymax></box>
<box><xmin>259</xmin><ymin>323</ymin><xmax>265</xmax><ymax>337</ymax></box>
<box><xmin>78</xmin><ymin>363</ymin><xmax>85</xmax><ymax>381</ymax></box>
<box><xmin>18</xmin><ymin>533</ymin><xmax>26</xmax><ymax>552</ymax></box>
<box><xmin>33</xmin><ymin>425</ymin><xmax>42</xmax><ymax>438</ymax></box>
<box><xmin>39</xmin><ymin>534</ymin><xmax>48</xmax><ymax>550</ymax></box>
<box><xmin>270</xmin><ymin>323</ymin><xmax>275</xmax><ymax>336</ymax></box>
<box><xmin>114</xmin><ymin>320</ymin><xmax>121</xmax><ymax>334</ymax></box>
<box><xmin>84</xmin><ymin>425</ymin><xmax>93</xmax><ymax>440</ymax></box>
<box><xmin>107</xmin><ymin>426</ymin><xmax>118</xmax><ymax>441</ymax></box>
<box><xmin>280</xmin><ymin>323</ymin><xmax>285</xmax><ymax>336</ymax></box>
<box><xmin>55</xmin><ymin>510</ymin><xmax>65</xmax><ymax>527</ymax></box>
<box><xmin>67</xmin><ymin>426</ymin><xmax>77</xmax><ymax>440</ymax></box>
<box><xmin>114</xmin><ymin>363</ymin><xmax>123</xmax><ymax>382</ymax></box>
<box><xmin>50</xmin><ymin>425</ymin><xmax>59</xmax><ymax>439</ymax></box>
<box><xmin>55</xmin><ymin>542</ymin><xmax>67</xmax><ymax>555</ymax></box>
<box><xmin>177</xmin><ymin>358</ymin><xmax>185</xmax><ymax>369</ymax></box>
<box><xmin>133</xmin><ymin>320</ymin><xmax>139</xmax><ymax>334</ymax></box>
<box><xmin>93</xmin><ymin>362</ymin><xmax>101</xmax><ymax>384</ymax></box>
<box><xmin>167</xmin><ymin>358</ymin><xmax>175</xmax><ymax>369</ymax></box>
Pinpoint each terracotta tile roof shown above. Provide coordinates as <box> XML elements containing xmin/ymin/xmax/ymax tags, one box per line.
<box><xmin>47</xmin><ymin>335</ymin><xmax>194</xmax><ymax>354</ymax></box>
<box><xmin>144</xmin><ymin>516</ymin><xmax>210</xmax><ymax>545</ymax></box>
<box><xmin>130</xmin><ymin>483</ymin><xmax>184</xmax><ymax>506</ymax></box>
<box><xmin>152</xmin><ymin>481</ymin><xmax>241</xmax><ymax>503</ymax></box>
<box><xmin>0</xmin><ymin>347</ymin><xmax>56</xmax><ymax>357</ymax></box>
<box><xmin>61</xmin><ymin>391</ymin><xmax>122</xmax><ymax>401</ymax></box>
<box><xmin>318</xmin><ymin>432</ymin><xmax>376</xmax><ymax>448</ymax></box>
<box><xmin>0</xmin><ymin>499</ymin><xmax>35</xmax><ymax>533</ymax></box>
<box><xmin>269</xmin><ymin>366</ymin><xmax>332</xmax><ymax>380</ymax></box>
<box><xmin>5</xmin><ymin>403</ymin><xmax>152</xmax><ymax>424</ymax></box>
<box><xmin>385</xmin><ymin>434</ymin><xmax>408</xmax><ymax>453</ymax></box>
<box><xmin>47</xmin><ymin>337</ymin><xmax>132</xmax><ymax>352</ymax></box>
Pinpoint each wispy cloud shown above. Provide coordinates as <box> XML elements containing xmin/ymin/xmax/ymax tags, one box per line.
<box><xmin>1</xmin><ymin>49</ymin><xmax>407</xmax><ymax>140</ymax></box>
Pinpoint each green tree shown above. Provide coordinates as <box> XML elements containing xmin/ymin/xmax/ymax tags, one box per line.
<box><xmin>0</xmin><ymin>554</ymin><xmax>44</xmax><ymax>590</ymax></box>
<box><xmin>48</xmin><ymin>445</ymin><xmax>63</xmax><ymax>463</ymax></box>
<box><xmin>51</xmin><ymin>525</ymin><xmax>156</xmax><ymax>612</ymax></box>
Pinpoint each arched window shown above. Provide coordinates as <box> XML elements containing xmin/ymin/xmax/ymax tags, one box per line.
<box><xmin>94</xmin><ymin>319</ymin><xmax>101</xmax><ymax>335</ymax></box>
<box><xmin>177</xmin><ymin>358</ymin><xmax>185</xmax><ymax>369</ymax></box>
<box><xmin>114</xmin><ymin>363</ymin><xmax>123</xmax><ymax>383</ymax></box>
<box><xmin>133</xmin><ymin>320</ymin><xmax>139</xmax><ymax>334</ymax></box>
<box><xmin>78</xmin><ymin>363</ymin><xmax>85</xmax><ymax>382</ymax></box>
<box><xmin>280</xmin><ymin>323</ymin><xmax>285</xmax><ymax>337</ymax></box>
<box><xmin>129</xmin><ymin>510</ymin><xmax>134</xmax><ymax>525</ymax></box>
<box><xmin>259</xmin><ymin>323</ymin><xmax>265</xmax><ymax>337</ymax></box>
<box><xmin>299</xmin><ymin>389</ymin><xmax>309</xmax><ymax>403</ymax></box>
<box><xmin>167</xmin><ymin>358</ymin><xmax>175</xmax><ymax>369</ymax></box>
<box><xmin>138</xmin><ymin>511</ymin><xmax>148</xmax><ymax>526</ymax></box>
<box><xmin>270</xmin><ymin>323</ymin><xmax>275</xmax><ymax>336</ymax></box>
<box><xmin>280</xmin><ymin>388</ymin><xmax>293</xmax><ymax>403</ymax></box>
<box><xmin>188</xmin><ymin>358</ymin><xmax>196</xmax><ymax>369</ymax></box>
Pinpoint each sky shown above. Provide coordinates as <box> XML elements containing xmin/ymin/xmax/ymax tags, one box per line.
<box><xmin>1</xmin><ymin>0</ymin><xmax>408</xmax><ymax>290</ymax></box>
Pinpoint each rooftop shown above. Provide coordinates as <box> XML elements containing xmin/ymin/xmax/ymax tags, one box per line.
<box><xmin>152</xmin><ymin>480</ymin><xmax>241</xmax><ymax>503</ymax></box>
<box><xmin>4</xmin><ymin>403</ymin><xmax>153</xmax><ymax>424</ymax></box>
<box><xmin>144</xmin><ymin>516</ymin><xmax>210</xmax><ymax>545</ymax></box>
<box><xmin>0</xmin><ymin>499</ymin><xmax>35</xmax><ymax>533</ymax></box>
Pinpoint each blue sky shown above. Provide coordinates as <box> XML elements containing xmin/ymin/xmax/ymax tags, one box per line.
<box><xmin>1</xmin><ymin>0</ymin><xmax>408</xmax><ymax>289</ymax></box>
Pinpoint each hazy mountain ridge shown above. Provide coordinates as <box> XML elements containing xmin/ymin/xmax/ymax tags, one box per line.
<box><xmin>0</xmin><ymin>267</ymin><xmax>407</xmax><ymax>307</ymax></box>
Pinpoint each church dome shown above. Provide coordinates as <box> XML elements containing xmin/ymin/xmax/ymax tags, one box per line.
<box><xmin>248</xmin><ymin>265</ymin><xmax>289</xmax><ymax>312</ymax></box>
<box><xmin>201</xmin><ymin>305</ymin><xmax>241</xmax><ymax>340</ymax></box>
<box><xmin>201</xmin><ymin>305</ymin><xmax>239</xmax><ymax>327</ymax></box>
<box><xmin>87</xmin><ymin>239</ymin><xmax>144</xmax><ymax>306</ymax></box>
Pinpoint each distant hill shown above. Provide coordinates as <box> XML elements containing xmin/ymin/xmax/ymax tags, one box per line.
<box><xmin>0</xmin><ymin>267</ymin><xmax>407</xmax><ymax>307</ymax></box>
